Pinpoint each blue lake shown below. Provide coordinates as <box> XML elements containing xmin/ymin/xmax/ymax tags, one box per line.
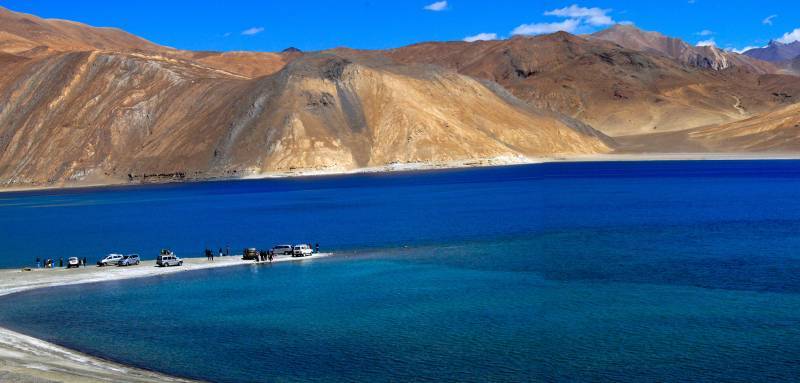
<box><xmin>1</xmin><ymin>161</ymin><xmax>800</xmax><ymax>381</ymax></box>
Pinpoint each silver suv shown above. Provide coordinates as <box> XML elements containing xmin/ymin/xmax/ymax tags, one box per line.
<box><xmin>97</xmin><ymin>253</ymin><xmax>124</xmax><ymax>267</ymax></box>
<box><xmin>156</xmin><ymin>250</ymin><xmax>183</xmax><ymax>267</ymax></box>
<box><xmin>118</xmin><ymin>254</ymin><xmax>141</xmax><ymax>266</ymax></box>
<box><xmin>272</xmin><ymin>245</ymin><xmax>293</xmax><ymax>255</ymax></box>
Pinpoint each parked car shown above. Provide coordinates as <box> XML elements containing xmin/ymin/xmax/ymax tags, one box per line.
<box><xmin>272</xmin><ymin>245</ymin><xmax>293</xmax><ymax>255</ymax></box>
<box><xmin>156</xmin><ymin>250</ymin><xmax>182</xmax><ymax>267</ymax></box>
<box><xmin>292</xmin><ymin>244</ymin><xmax>313</xmax><ymax>257</ymax></box>
<box><xmin>97</xmin><ymin>253</ymin><xmax>124</xmax><ymax>266</ymax></box>
<box><xmin>118</xmin><ymin>254</ymin><xmax>141</xmax><ymax>266</ymax></box>
<box><xmin>67</xmin><ymin>257</ymin><xmax>80</xmax><ymax>268</ymax></box>
<box><xmin>242</xmin><ymin>248</ymin><xmax>259</xmax><ymax>260</ymax></box>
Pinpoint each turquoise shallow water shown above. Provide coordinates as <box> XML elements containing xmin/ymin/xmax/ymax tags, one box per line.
<box><xmin>1</xmin><ymin>161</ymin><xmax>800</xmax><ymax>381</ymax></box>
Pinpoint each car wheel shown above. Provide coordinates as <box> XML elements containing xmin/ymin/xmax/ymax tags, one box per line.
<box><xmin>179</xmin><ymin>261</ymin><xmax>183</xmax><ymax>266</ymax></box>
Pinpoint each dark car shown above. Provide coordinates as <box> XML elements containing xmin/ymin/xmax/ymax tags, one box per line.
<box><xmin>242</xmin><ymin>248</ymin><xmax>258</xmax><ymax>260</ymax></box>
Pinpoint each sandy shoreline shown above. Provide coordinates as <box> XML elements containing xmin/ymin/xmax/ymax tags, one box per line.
<box><xmin>3</xmin><ymin>152</ymin><xmax>800</xmax><ymax>193</ymax></box>
<box><xmin>0</xmin><ymin>253</ymin><xmax>331</xmax><ymax>382</ymax></box>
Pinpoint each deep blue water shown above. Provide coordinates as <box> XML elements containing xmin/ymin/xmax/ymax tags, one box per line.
<box><xmin>1</xmin><ymin>161</ymin><xmax>800</xmax><ymax>381</ymax></box>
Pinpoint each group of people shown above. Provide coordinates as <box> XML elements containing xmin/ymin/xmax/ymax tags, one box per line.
<box><xmin>204</xmin><ymin>246</ymin><xmax>231</xmax><ymax>261</ymax></box>
<box><xmin>34</xmin><ymin>257</ymin><xmax>87</xmax><ymax>268</ymax></box>
<box><xmin>257</xmin><ymin>250</ymin><xmax>274</xmax><ymax>262</ymax></box>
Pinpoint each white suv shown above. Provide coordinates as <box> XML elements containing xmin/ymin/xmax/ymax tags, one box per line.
<box><xmin>292</xmin><ymin>244</ymin><xmax>313</xmax><ymax>257</ymax></box>
<box><xmin>97</xmin><ymin>254</ymin><xmax>123</xmax><ymax>267</ymax></box>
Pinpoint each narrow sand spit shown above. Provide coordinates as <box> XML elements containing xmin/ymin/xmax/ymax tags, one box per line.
<box><xmin>0</xmin><ymin>253</ymin><xmax>331</xmax><ymax>382</ymax></box>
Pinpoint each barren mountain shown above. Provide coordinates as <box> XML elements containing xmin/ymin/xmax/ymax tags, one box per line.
<box><xmin>591</xmin><ymin>25</ymin><xmax>775</xmax><ymax>73</ymax></box>
<box><xmin>618</xmin><ymin>102</ymin><xmax>800</xmax><ymax>153</ymax></box>
<box><xmin>0</xmin><ymin>6</ymin><xmax>170</xmax><ymax>55</ymax></box>
<box><xmin>0</xmin><ymin>47</ymin><xmax>610</xmax><ymax>187</ymax></box>
<box><xmin>744</xmin><ymin>41</ymin><xmax>800</xmax><ymax>62</ymax></box>
<box><xmin>387</xmin><ymin>32</ymin><xmax>799</xmax><ymax>136</ymax></box>
<box><xmin>1</xmin><ymin>6</ymin><xmax>800</xmax><ymax>189</ymax></box>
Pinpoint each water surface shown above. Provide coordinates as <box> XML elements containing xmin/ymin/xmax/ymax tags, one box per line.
<box><xmin>1</xmin><ymin>161</ymin><xmax>800</xmax><ymax>381</ymax></box>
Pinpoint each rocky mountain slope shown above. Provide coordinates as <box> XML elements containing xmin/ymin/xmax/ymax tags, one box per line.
<box><xmin>744</xmin><ymin>41</ymin><xmax>800</xmax><ymax>62</ymax></box>
<box><xmin>0</xmin><ymin>46</ymin><xmax>611</xmax><ymax>187</ymax></box>
<box><xmin>592</xmin><ymin>25</ymin><xmax>775</xmax><ymax>72</ymax></box>
<box><xmin>618</xmin><ymin>102</ymin><xmax>800</xmax><ymax>153</ymax></box>
<box><xmin>0</xmin><ymin>6</ymin><xmax>170</xmax><ymax>56</ymax></box>
<box><xmin>0</xmin><ymin>7</ymin><xmax>799</xmax><ymax>189</ymax></box>
<box><xmin>387</xmin><ymin>30</ymin><xmax>800</xmax><ymax>136</ymax></box>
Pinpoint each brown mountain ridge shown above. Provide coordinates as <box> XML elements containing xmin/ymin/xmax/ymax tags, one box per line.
<box><xmin>0</xmin><ymin>6</ymin><xmax>798</xmax><ymax>188</ymax></box>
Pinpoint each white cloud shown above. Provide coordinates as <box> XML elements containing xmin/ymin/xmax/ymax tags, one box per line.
<box><xmin>241</xmin><ymin>27</ymin><xmax>264</xmax><ymax>36</ymax></box>
<box><xmin>423</xmin><ymin>1</ymin><xmax>448</xmax><ymax>11</ymax></box>
<box><xmin>729</xmin><ymin>46</ymin><xmax>760</xmax><ymax>54</ymax></box>
<box><xmin>544</xmin><ymin>4</ymin><xmax>614</xmax><ymax>26</ymax></box>
<box><xmin>512</xmin><ymin>19</ymin><xmax>581</xmax><ymax>36</ymax></box>
<box><xmin>223</xmin><ymin>32</ymin><xmax>232</xmax><ymax>37</ymax></box>
<box><xmin>513</xmin><ymin>4</ymin><xmax>618</xmax><ymax>36</ymax></box>
<box><xmin>696</xmin><ymin>39</ymin><xmax>716</xmax><ymax>47</ymax></box>
<box><xmin>763</xmin><ymin>15</ymin><xmax>777</xmax><ymax>26</ymax></box>
<box><xmin>777</xmin><ymin>28</ymin><xmax>800</xmax><ymax>44</ymax></box>
<box><xmin>696</xmin><ymin>29</ymin><xmax>713</xmax><ymax>36</ymax></box>
<box><xmin>463</xmin><ymin>33</ymin><xmax>498</xmax><ymax>42</ymax></box>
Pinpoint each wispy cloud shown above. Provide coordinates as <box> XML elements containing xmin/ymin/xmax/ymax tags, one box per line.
<box><xmin>695</xmin><ymin>30</ymin><xmax>713</xmax><ymax>36</ymax></box>
<box><xmin>512</xmin><ymin>19</ymin><xmax>581</xmax><ymax>36</ymax></box>
<box><xmin>513</xmin><ymin>4</ymin><xmax>616</xmax><ymax>36</ymax></box>
<box><xmin>696</xmin><ymin>39</ymin><xmax>716</xmax><ymax>47</ymax></box>
<box><xmin>729</xmin><ymin>46</ymin><xmax>760</xmax><ymax>54</ymax></box>
<box><xmin>777</xmin><ymin>28</ymin><xmax>800</xmax><ymax>44</ymax></box>
<box><xmin>763</xmin><ymin>15</ymin><xmax>777</xmax><ymax>26</ymax></box>
<box><xmin>241</xmin><ymin>27</ymin><xmax>264</xmax><ymax>36</ymax></box>
<box><xmin>423</xmin><ymin>1</ymin><xmax>448</xmax><ymax>11</ymax></box>
<box><xmin>544</xmin><ymin>5</ymin><xmax>614</xmax><ymax>26</ymax></box>
<box><xmin>463</xmin><ymin>32</ymin><xmax>498</xmax><ymax>42</ymax></box>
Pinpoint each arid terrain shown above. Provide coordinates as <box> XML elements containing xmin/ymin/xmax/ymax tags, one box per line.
<box><xmin>1</xmin><ymin>6</ymin><xmax>799</xmax><ymax>189</ymax></box>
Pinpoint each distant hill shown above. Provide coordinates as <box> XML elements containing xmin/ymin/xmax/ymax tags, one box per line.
<box><xmin>591</xmin><ymin>24</ymin><xmax>774</xmax><ymax>73</ymax></box>
<box><xmin>743</xmin><ymin>41</ymin><xmax>800</xmax><ymax>62</ymax></box>
<box><xmin>387</xmin><ymin>30</ymin><xmax>797</xmax><ymax>136</ymax></box>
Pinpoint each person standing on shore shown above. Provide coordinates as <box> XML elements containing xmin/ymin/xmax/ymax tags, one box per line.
<box><xmin>219</xmin><ymin>248</ymin><xmax>223</xmax><ymax>258</ymax></box>
<box><xmin>35</xmin><ymin>257</ymin><xmax>41</xmax><ymax>268</ymax></box>
<box><xmin>315</xmin><ymin>243</ymin><xmax>320</xmax><ymax>254</ymax></box>
<box><xmin>225</xmin><ymin>245</ymin><xmax>230</xmax><ymax>257</ymax></box>
<box><xmin>82</xmin><ymin>257</ymin><xmax>87</xmax><ymax>267</ymax></box>
<box><xmin>210</xmin><ymin>249</ymin><xmax>214</xmax><ymax>262</ymax></box>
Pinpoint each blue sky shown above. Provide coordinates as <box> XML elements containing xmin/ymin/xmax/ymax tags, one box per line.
<box><xmin>1</xmin><ymin>0</ymin><xmax>797</xmax><ymax>53</ymax></box>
